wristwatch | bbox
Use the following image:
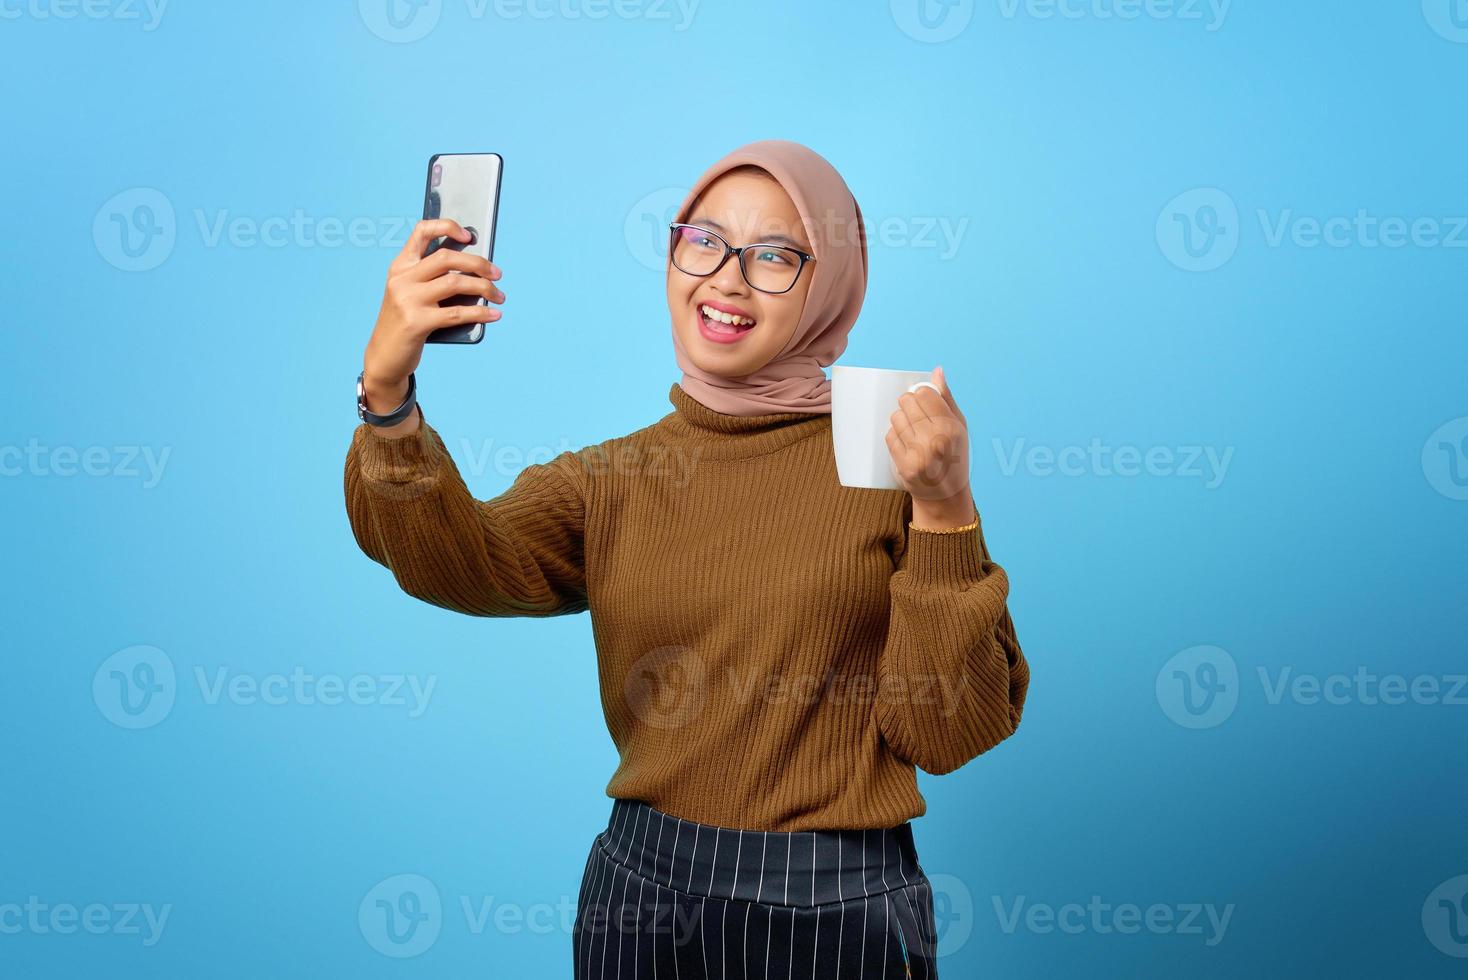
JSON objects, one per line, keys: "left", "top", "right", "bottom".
{"left": 356, "top": 371, "right": 417, "bottom": 427}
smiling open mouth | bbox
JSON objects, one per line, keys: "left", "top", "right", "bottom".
{"left": 696, "top": 302, "right": 757, "bottom": 342}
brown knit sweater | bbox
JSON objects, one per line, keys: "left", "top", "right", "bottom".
{"left": 344, "top": 382, "right": 1029, "bottom": 832}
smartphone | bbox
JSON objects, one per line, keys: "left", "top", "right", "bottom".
{"left": 422, "top": 152, "right": 503, "bottom": 344}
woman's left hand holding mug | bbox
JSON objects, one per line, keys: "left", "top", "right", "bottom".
{"left": 886, "top": 366, "right": 977, "bottom": 529}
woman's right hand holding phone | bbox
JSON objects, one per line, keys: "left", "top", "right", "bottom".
{"left": 360, "top": 218, "right": 505, "bottom": 436}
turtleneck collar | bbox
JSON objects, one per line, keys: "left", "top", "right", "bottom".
{"left": 663, "top": 382, "right": 830, "bottom": 461}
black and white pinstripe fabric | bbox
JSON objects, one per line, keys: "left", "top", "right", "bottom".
{"left": 573, "top": 798, "right": 940, "bottom": 979}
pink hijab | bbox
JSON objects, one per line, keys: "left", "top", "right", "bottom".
{"left": 669, "top": 139, "right": 867, "bottom": 416}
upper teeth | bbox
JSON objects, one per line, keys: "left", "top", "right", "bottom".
{"left": 701, "top": 304, "right": 755, "bottom": 326}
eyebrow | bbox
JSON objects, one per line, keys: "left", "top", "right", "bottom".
{"left": 691, "top": 216, "right": 810, "bottom": 252}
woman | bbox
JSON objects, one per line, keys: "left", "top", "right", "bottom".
{"left": 344, "top": 139, "right": 1029, "bottom": 978}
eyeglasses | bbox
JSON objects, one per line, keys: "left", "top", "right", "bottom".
{"left": 667, "top": 223, "right": 815, "bottom": 295}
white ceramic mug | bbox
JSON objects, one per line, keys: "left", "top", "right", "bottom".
{"left": 831, "top": 365, "right": 938, "bottom": 490}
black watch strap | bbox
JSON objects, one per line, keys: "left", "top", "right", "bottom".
{"left": 356, "top": 371, "right": 417, "bottom": 427}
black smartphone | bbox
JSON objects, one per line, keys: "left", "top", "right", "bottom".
{"left": 422, "top": 152, "right": 503, "bottom": 344}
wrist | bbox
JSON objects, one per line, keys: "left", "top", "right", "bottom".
{"left": 911, "top": 489, "right": 976, "bottom": 530}
{"left": 361, "top": 372, "right": 410, "bottom": 414}
{"left": 355, "top": 369, "right": 420, "bottom": 437}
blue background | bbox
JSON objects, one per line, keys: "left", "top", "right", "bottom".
{"left": 3, "top": 0, "right": 1466, "bottom": 976}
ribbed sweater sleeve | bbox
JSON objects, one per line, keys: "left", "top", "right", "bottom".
{"left": 343, "top": 409, "right": 589, "bottom": 617}
{"left": 875, "top": 512, "right": 1029, "bottom": 775}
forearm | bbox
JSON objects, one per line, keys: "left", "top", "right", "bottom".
{"left": 877, "top": 517, "right": 1028, "bottom": 774}
{"left": 343, "top": 418, "right": 589, "bottom": 617}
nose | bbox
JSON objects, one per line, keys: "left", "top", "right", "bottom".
{"left": 706, "top": 253, "right": 750, "bottom": 295}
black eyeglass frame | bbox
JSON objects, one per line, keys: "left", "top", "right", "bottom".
{"left": 667, "top": 222, "right": 816, "bottom": 295}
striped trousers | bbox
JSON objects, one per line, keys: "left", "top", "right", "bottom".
{"left": 572, "top": 798, "right": 940, "bottom": 979}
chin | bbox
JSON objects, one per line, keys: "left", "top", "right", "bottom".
{"left": 689, "top": 348, "right": 761, "bottom": 378}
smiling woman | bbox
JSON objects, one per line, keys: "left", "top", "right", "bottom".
{"left": 665, "top": 165, "right": 820, "bottom": 367}
{"left": 344, "top": 138, "right": 1027, "bottom": 979}
{"left": 662, "top": 153, "right": 867, "bottom": 416}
